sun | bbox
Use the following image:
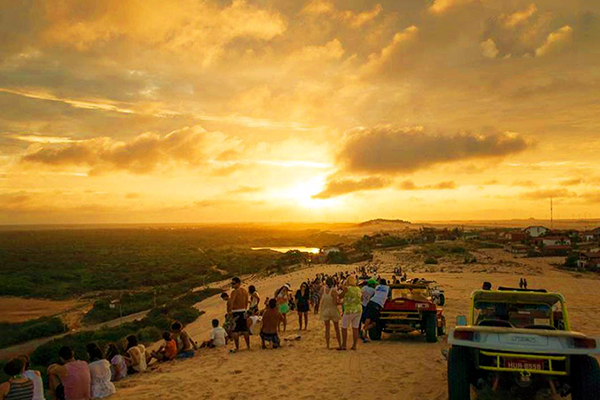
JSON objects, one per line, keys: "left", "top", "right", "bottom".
{"left": 287, "top": 176, "right": 340, "bottom": 209}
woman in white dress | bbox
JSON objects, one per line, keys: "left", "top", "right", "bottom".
{"left": 86, "top": 343, "right": 116, "bottom": 399}
{"left": 125, "top": 335, "right": 147, "bottom": 374}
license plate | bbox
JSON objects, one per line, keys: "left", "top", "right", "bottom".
{"left": 504, "top": 359, "right": 544, "bottom": 371}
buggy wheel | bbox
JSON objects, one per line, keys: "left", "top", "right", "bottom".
{"left": 448, "top": 346, "right": 471, "bottom": 400}
{"left": 437, "top": 316, "right": 446, "bottom": 336}
{"left": 424, "top": 312, "right": 438, "bottom": 343}
{"left": 369, "top": 323, "right": 382, "bottom": 341}
{"left": 439, "top": 293, "right": 446, "bottom": 306}
{"left": 571, "top": 355, "right": 600, "bottom": 400}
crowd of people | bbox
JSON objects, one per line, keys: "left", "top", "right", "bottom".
{"left": 216, "top": 270, "right": 393, "bottom": 352}
{"left": 0, "top": 319, "right": 202, "bottom": 400}
{"left": 1, "top": 268, "right": 400, "bottom": 400}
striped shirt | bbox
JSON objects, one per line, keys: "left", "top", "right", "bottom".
{"left": 5, "top": 380, "right": 34, "bottom": 400}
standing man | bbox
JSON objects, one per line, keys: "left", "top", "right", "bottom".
{"left": 228, "top": 276, "right": 250, "bottom": 352}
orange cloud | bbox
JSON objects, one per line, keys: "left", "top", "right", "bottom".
{"left": 535, "top": 25, "right": 573, "bottom": 57}
{"left": 21, "top": 126, "right": 241, "bottom": 174}
{"left": 338, "top": 127, "right": 530, "bottom": 174}
{"left": 313, "top": 177, "right": 389, "bottom": 199}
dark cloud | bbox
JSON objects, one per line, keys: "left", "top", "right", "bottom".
{"left": 511, "top": 180, "right": 537, "bottom": 187}
{"left": 313, "top": 176, "right": 389, "bottom": 199}
{"left": 399, "top": 180, "right": 457, "bottom": 190}
{"left": 560, "top": 178, "right": 582, "bottom": 186}
{"left": 21, "top": 125, "right": 239, "bottom": 174}
{"left": 338, "top": 127, "right": 530, "bottom": 174}
{"left": 520, "top": 188, "right": 576, "bottom": 200}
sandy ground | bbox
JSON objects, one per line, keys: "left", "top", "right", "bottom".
{"left": 0, "top": 297, "right": 84, "bottom": 323}
{"left": 106, "top": 249, "right": 600, "bottom": 400}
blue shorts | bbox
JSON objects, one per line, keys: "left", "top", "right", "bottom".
{"left": 176, "top": 350, "right": 195, "bottom": 359}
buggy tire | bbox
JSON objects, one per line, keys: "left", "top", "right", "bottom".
{"left": 425, "top": 312, "right": 438, "bottom": 343}
{"left": 571, "top": 355, "right": 600, "bottom": 400}
{"left": 369, "top": 324, "right": 382, "bottom": 341}
{"left": 448, "top": 346, "right": 471, "bottom": 400}
{"left": 438, "top": 316, "right": 446, "bottom": 337}
{"left": 439, "top": 293, "right": 446, "bottom": 306}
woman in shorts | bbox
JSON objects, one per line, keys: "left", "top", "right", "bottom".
{"left": 339, "top": 275, "right": 362, "bottom": 350}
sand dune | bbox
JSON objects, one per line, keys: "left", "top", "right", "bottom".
{"left": 110, "top": 251, "right": 600, "bottom": 400}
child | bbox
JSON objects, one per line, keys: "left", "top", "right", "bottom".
{"left": 149, "top": 332, "right": 177, "bottom": 362}
{"left": 200, "top": 319, "right": 228, "bottom": 348}
{"left": 260, "top": 299, "right": 282, "bottom": 349}
{"left": 247, "top": 308, "right": 262, "bottom": 336}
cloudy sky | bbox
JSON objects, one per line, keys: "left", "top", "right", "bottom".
{"left": 1, "top": 0, "right": 599, "bottom": 224}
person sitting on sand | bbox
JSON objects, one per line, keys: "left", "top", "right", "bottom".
{"left": 0, "top": 358, "right": 34, "bottom": 400}
{"left": 248, "top": 285, "right": 260, "bottom": 315}
{"left": 260, "top": 299, "right": 282, "bottom": 349}
{"left": 275, "top": 284, "right": 291, "bottom": 332}
{"left": 362, "top": 278, "right": 390, "bottom": 341}
{"left": 320, "top": 277, "right": 342, "bottom": 349}
{"left": 295, "top": 282, "right": 310, "bottom": 331}
{"left": 86, "top": 343, "right": 116, "bottom": 399}
{"left": 105, "top": 344, "right": 127, "bottom": 382}
{"left": 18, "top": 355, "right": 45, "bottom": 400}
{"left": 125, "top": 335, "right": 147, "bottom": 374}
{"left": 149, "top": 332, "right": 178, "bottom": 361}
{"left": 48, "top": 346, "right": 91, "bottom": 400}
{"left": 228, "top": 277, "right": 250, "bottom": 352}
{"left": 247, "top": 309, "right": 262, "bottom": 336}
{"left": 210, "top": 319, "right": 228, "bottom": 347}
{"left": 339, "top": 275, "right": 362, "bottom": 350}
{"left": 170, "top": 322, "right": 196, "bottom": 358}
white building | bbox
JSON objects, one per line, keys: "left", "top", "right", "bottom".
{"left": 524, "top": 226, "right": 550, "bottom": 238}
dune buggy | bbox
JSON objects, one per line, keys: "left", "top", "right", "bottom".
{"left": 448, "top": 288, "right": 600, "bottom": 399}
{"left": 369, "top": 283, "right": 445, "bottom": 343}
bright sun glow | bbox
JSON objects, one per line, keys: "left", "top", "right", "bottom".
{"left": 287, "top": 176, "right": 340, "bottom": 209}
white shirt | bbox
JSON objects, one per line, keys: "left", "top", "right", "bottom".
{"left": 370, "top": 285, "right": 390, "bottom": 307}
{"left": 88, "top": 360, "right": 117, "bottom": 399}
{"left": 23, "top": 370, "right": 46, "bottom": 400}
{"left": 210, "top": 327, "right": 228, "bottom": 347}
{"left": 361, "top": 286, "right": 376, "bottom": 307}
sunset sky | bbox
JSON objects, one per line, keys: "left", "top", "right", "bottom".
{"left": 1, "top": 0, "right": 599, "bottom": 224}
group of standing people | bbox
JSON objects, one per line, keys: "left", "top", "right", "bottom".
{"left": 218, "top": 271, "right": 392, "bottom": 353}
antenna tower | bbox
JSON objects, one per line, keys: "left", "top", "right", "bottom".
{"left": 550, "top": 197, "right": 554, "bottom": 230}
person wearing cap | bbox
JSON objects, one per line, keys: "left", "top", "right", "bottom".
{"left": 360, "top": 279, "right": 377, "bottom": 342}
{"left": 228, "top": 277, "right": 250, "bottom": 351}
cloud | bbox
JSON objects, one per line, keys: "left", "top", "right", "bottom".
{"left": 226, "top": 186, "right": 261, "bottom": 194}
{"left": 399, "top": 180, "right": 457, "bottom": 190}
{"left": 503, "top": 4, "right": 537, "bottom": 28}
{"left": 560, "top": 178, "right": 583, "bottom": 186}
{"left": 337, "top": 127, "right": 530, "bottom": 174}
{"left": 520, "top": 188, "right": 577, "bottom": 200}
{"left": 480, "top": 39, "right": 499, "bottom": 59}
{"left": 125, "top": 192, "right": 140, "bottom": 199}
{"left": 535, "top": 25, "right": 573, "bottom": 57}
{"left": 360, "top": 26, "right": 418, "bottom": 75}
{"left": 429, "top": 0, "right": 479, "bottom": 14}
{"left": 302, "top": 0, "right": 382, "bottom": 28}
{"left": 313, "top": 177, "right": 389, "bottom": 199}
{"left": 511, "top": 180, "right": 537, "bottom": 187}
{"left": 21, "top": 125, "right": 241, "bottom": 174}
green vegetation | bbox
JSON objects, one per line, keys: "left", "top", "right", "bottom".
{"left": 0, "top": 317, "right": 67, "bottom": 349}
{"left": 0, "top": 227, "right": 346, "bottom": 299}
{"left": 326, "top": 251, "right": 349, "bottom": 264}
{"left": 424, "top": 257, "right": 439, "bottom": 265}
{"left": 353, "top": 234, "right": 408, "bottom": 253}
{"left": 0, "top": 288, "right": 221, "bottom": 386}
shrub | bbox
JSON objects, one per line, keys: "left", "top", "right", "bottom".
{"left": 424, "top": 257, "right": 438, "bottom": 265}
{"left": 0, "top": 317, "right": 67, "bottom": 350}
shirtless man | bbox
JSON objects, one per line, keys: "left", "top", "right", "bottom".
{"left": 228, "top": 277, "right": 250, "bottom": 351}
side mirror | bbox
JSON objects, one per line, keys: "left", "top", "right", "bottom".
{"left": 456, "top": 315, "right": 468, "bottom": 326}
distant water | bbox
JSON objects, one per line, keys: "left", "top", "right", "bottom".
{"left": 251, "top": 246, "right": 320, "bottom": 254}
